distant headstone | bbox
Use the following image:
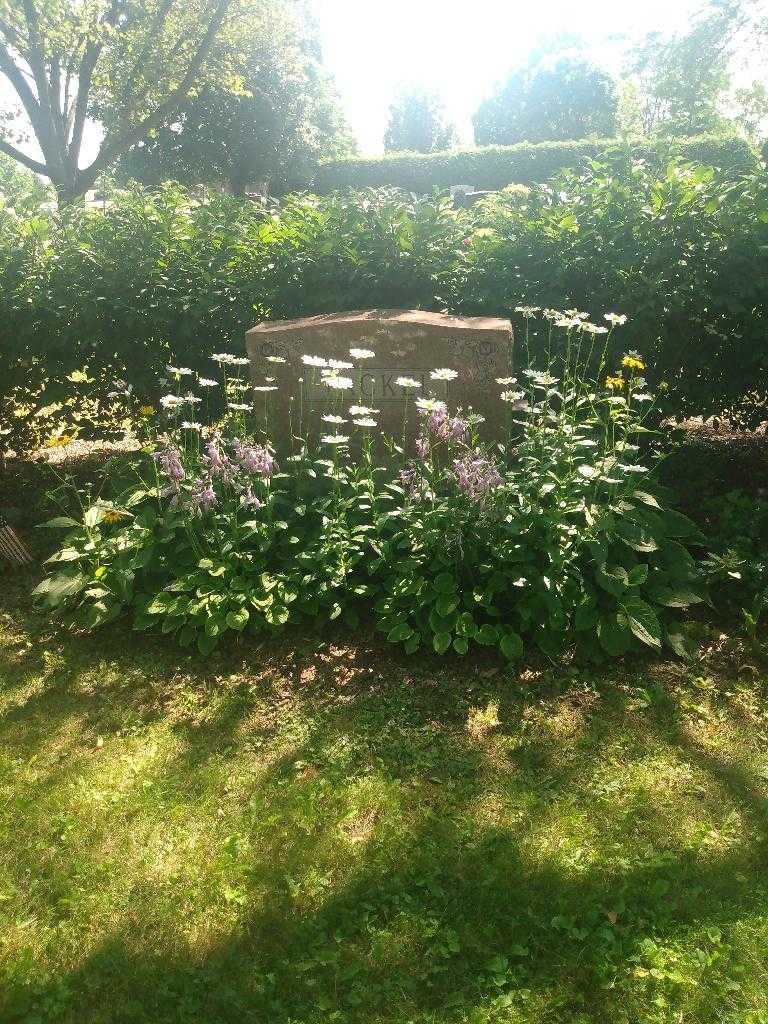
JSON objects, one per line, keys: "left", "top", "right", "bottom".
{"left": 245, "top": 309, "right": 513, "bottom": 445}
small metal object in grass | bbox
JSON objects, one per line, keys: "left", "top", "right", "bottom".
{"left": 0, "top": 514, "right": 33, "bottom": 565}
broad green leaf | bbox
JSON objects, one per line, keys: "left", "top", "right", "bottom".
{"left": 475, "top": 623, "right": 499, "bottom": 646}
{"left": 197, "top": 633, "right": 217, "bottom": 656}
{"left": 598, "top": 614, "right": 633, "bottom": 656}
{"left": 499, "top": 631, "right": 523, "bottom": 661}
{"left": 37, "top": 516, "right": 79, "bottom": 529}
{"left": 404, "top": 633, "right": 420, "bottom": 654}
{"left": 651, "top": 586, "right": 703, "bottom": 608}
{"left": 32, "top": 572, "right": 85, "bottom": 603}
{"left": 226, "top": 608, "right": 249, "bottom": 631}
{"left": 266, "top": 604, "right": 289, "bottom": 626}
{"left": 433, "top": 572, "right": 457, "bottom": 594}
{"left": 632, "top": 490, "right": 661, "bottom": 509}
{"left": 433, "top": 631, "right": 452, "bottom": 654}
{"left": 595, "top": 564, "right": 628, "bottom": 596}
{"left": 387, "top": 622, "right": 414, "bottom": 643}
{"left": 621, "top": 596, "right": 662, "bottom": 649}
{"left": 84, "top": 505, "right": 105, "bottom": 527}
{"left": 45, "top": 547, "right": 82, "bottom": 563}
{"left": 667, "top": 629, "right": 695, "bottom": 660}
{"left": 435, "top": 594, "right": 458, "bottom": 617}
{"left": 627, "top": 564, "right": 649, "bottom": 587}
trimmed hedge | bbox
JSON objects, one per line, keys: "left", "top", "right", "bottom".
{"left": 315, "top": 134, "right": 758, "bottom": 193}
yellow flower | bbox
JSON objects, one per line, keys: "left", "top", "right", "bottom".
{"left": 605, "top": 375, "right": 625, "bottom": 391}
{"left": 621, "top": 354, "right": 646, "bottom": 372}
{"left": 139, "top": 405, "right": 155, "bottom": 417}
{"left": 103, "top": 509, "right": 124, "bottom": 524}
{"left": 45, "top": 434, "right": 73, "bottom": 448}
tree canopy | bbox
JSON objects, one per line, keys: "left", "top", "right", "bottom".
{"left": 120, "top": 1, "right": 355, "bottom": 194}
{"left": 384, "top": 87, "right": 457, "bottom": 153}
{"left": 620, "top": 0, "right": 768, "bottom": 139}
{"left": 473, "top": 57, "right": 617, "bottom": 146}
{"left": 0, "top": 0, "right": 259, "bottom": 202}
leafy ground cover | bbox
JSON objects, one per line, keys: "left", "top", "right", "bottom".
{"left": 2, "top": 558, "right": 768, "bottom": 1023}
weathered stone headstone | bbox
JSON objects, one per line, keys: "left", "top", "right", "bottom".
{"left": 245, "top": 309, "right": 512, "bottom": 446}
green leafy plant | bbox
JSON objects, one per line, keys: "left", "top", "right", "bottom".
{"left": 34, "top": 308, "right": 705, "bottom": 664}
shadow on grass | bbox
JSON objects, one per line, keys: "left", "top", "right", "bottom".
{"left": 2, "top": 580, "right": 768, "bottom": 1022}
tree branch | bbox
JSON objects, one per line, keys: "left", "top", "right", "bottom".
{"left": 0, "top": 35, "right": 46, "bottom": 142}
{"left": 69, "top": 0, "right": 127, "bottom": 166}
{"left": 80, "top": 0, "right": 232, "bottom": 186}
{"left": 0, "top": 135, "right": 47, "bottom": 174}
{"left": 21, "top": 0, "right": 66, "bottom": 171}
{"left": 119, "top": 0, "right": 176, "bottom": 111}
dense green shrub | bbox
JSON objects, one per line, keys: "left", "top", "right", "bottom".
{"left": 34, "top": 312, "right": 704, "bottom": 662}
{"left": 314, "top": 134, "right": 757, "bottom": 193}
{"left": 454, "top": 159, "right": 768, "bottom": 420}
{"left": 2, "top": 152, "right": 768, "bottom": 457}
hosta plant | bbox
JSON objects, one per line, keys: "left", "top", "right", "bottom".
{"left": 34, "top": 308, "right": 705, "bottom": 662}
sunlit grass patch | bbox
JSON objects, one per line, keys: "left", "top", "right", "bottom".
{"left": 2, "top": 576, "right": 768, "bottom": 1022}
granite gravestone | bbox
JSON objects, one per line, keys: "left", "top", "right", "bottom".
{"left": 245, "top": 309, "right": 513, "bottom": 445}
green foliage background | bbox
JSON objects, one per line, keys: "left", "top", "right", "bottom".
{"left": 314, "top": 134, "right": 756, "bottom": 192}
{"left": 1, "top": 145, "right": 767, "bottom": 454}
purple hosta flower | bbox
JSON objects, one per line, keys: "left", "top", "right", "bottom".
{"left": 448, "top": 416, "right": 469, "bottom": 444}
{"left": 203, "top": 435, "right": 237, "bottom": 484}
{"left": 233, "top": 440, "right": 274, "bottom": 479}
{"left": 153, "top": 444, "right": 185, "bottom": 483}
{"left": 452, "top": 453, "right": 503, "bottom": 501}
{"left": 427, "top": 405, "right": 448, "bottom": 436}
{"left": 399, "top": 466, "right": 427, "bottom": 500}
{"left": 415, "top": 434, "right": 430, "bottom": 459}
{"left": 240, "top": 486, "right": 263, "bottom": 509}
{"left": 189, "top": 477, "right": 217, "bottom": 515}
{"left": 426, "top": 406, "right": 470, "bottom": 445}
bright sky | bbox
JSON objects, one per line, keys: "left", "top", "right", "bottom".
{"left": 0, "top": 0, "right": 724, "bottom": 170}
{"left": 314, "top": 0, "right": 701, "bottom": 152}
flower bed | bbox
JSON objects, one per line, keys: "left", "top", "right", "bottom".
{"left": 34, "top": 309, "right": 705, "bottom": 662}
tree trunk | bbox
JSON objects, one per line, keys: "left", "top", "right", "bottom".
{"left": 53, "top": 171, "right": 88, "bottom": 207}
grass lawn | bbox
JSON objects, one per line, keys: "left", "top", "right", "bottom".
{"left": 2, "top": 568, "right": 768, "bottom": 1023}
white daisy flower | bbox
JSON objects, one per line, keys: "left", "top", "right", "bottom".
{"left": 229, "top": 356, "right": 249, "bottom": 366}
{"left": 322, "top": 414, "right": 347, "bottom": 424}
{"left": 415, "top": 398, "right": 447, "bottom": 413}
{"left": 159, "top": 394, "right": 185, "bottom": 409}
{"left": 211, "top": 353, "right": 237, "bottom": 364}
{"left": 321, "top": 434, "right": 350, "bottom": 445}
{"left": 496, "top": 376, "right": 517, "bottom": 385}
{"left": 349, "top": 347, "right": 375, "bottom": 359}
{"left": 253, "top": 386, "right": 278, "bottom": 392}
{"left": 353, "top": 418, "right": 377, "bottom": 427}
{"left": 327, "top": 359, "right": 354, "bottom": 370}
{"left": 604, "top": 313, "right": 628, "bottom": 325}
{"left": 198, "top": 377, "right": 218, "bottom": 387}
{"left": 395, "top": 377, "right": 422, "bottom": 388}
{"left": 266, "top": 355, "right": 287, "bottom": 363}
{"left": 302, "top": 354, "right": 328, "bottom": 367}
{"left": 349, "top": 405, "right": 380, "bottom": 416}
{"left": 228, "top": 403, "right": 252, "bottom": 411}
{"left": 500, "top": 390, "right": 526, "bottom": 403}
{"left": 181, "top": 421, "right": 202, "bottom": 430}
{"left": 323, "top": 376, "right": 355, "bottom": 390}
{"left": 430, "top": 368, "right": 458, "bottom": 381}
{"left": 166, "top": 365, "right": 193, "bottom": 376}
{"left": 183, "top": 394, "right": 202, "bottom": 404}
{"left": 514, "top": 305, "right": 541, "bottom": 317}
{"left": 580, "top": 322, "right": 609, "bottom": 335}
